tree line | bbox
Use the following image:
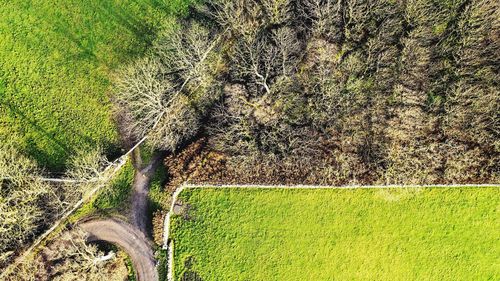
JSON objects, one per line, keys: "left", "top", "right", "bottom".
{"left": 115, "top": 0, "right": 499, "bottom": 185}
{"left": 116, "top": 0, "right": 500, "bottom": 184}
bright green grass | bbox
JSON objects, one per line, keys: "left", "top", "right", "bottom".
{"left": 0, "top": 0, "right": 192, "bottom": 171}
{"left": 171, "top": 187, "right": 500, "bottom": 281}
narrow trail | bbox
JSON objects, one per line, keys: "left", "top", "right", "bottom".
{"left": 131, "top": 151, "right": 167, "bottom": 235}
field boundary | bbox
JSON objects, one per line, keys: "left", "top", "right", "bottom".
{"left": 182, "top": 183, "right": 500, "bottom": 189}
{"left": 163, "top": 183, "right": 500, "bottom": 280}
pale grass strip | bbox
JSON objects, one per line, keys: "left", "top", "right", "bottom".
{"left": 167, "top": 240, "right": 174, "bottom": 281}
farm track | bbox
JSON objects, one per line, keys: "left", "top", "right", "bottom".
{"left": 131, "top": 151, "right": 167, "bottom": 235}
{"left": 79, "top": 151, "right": 166, "bottom": 281}
{"left": 79, "top": 218, "right": 158, "bottom": 281}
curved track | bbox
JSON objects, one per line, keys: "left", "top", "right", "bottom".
{"left": 79, "top": 218, "right": 158, "bottom": 281}
{"left": 79, "top": 151, "right": 166, "bottom": 281}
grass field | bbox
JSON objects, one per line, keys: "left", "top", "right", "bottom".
{"left": 0, "top": 0, "right": 192, "bottom": 171}
{"left": 171, "top": 187, "right": 500, "bottom": 280}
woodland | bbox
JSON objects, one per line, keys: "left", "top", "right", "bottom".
{"left": 117, "top": 0, "right": 499, "bottom": 185}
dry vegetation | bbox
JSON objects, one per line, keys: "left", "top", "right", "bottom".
{"left": 204, "top": 0, "right": 499, "bottom": 185}
{"left": 4, "top": 229, "right": 128, "bottom": 281}
{"left": 0, "top": 140, "right": 111, "bottom": 270}
{"left": 116, "top": 0, "right": 499, "bottom": 185}
{"left": 1, "top": 0, "right": 497, "bottom": 278}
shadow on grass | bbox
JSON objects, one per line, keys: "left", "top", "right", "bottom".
{"left": 2, "top": 101, "right": 71, "bottom": 170}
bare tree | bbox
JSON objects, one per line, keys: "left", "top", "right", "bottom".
{"left": 0, "top": 140, "right": 116, "bottom": 269}
{"left": 44, "top": 147, "right": 114, "bottom": 213}
{"left": 261, "top": 0, "right": 292, "bottom": 24}
{"left": 230, "top": 27, "right": 301, "bottom": 95}
{"left": 114, "top": 57, "right": 175, "bottom": 142}
{"left": 201, "top": 0, "right": 264, "bottom": 40}
{"left": 0, "top": 141, "right": 50, "bottom": 267}
{"left": 148, "top": 94, "right": 201, "bottom": 152}
{"left": 6, "top": 229, "right": 126, "bottom": 281}
{"left": 65, "top": 147, "right": 110, "bottom": 182}
{"left": 155, "top": 22, "right": 221, "bottom": 95}
{"left": 116, "top": 0, "right": 499, "bottom": 186}
{"left": 115, "top": 22, "right": 222, "bottom": 151}
{"left": 300, "top": 0, "right": 344, "bottom": 41}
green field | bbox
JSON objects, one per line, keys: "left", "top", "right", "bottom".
{"left": 171, "top": 187, "right": 500, "bottom": 280}
{"left": 0, "top": 0, "right": 191, "bottom": 171}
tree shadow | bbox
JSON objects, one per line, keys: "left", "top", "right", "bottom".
{"left": 48, "top": 1, "right": 165, "bottom": 69}
{"left": 139, "top": 0, "right": 172, "bottom": 14}
{"left": 3, "top": 101, "right": 71, "bottom": 153}
{"left": 96, "top": 2, "right": 156, "bottom": 43}
{"left": 181, "top": 256, "right": 204, "bottom": 281}
{"left": 181, "top": 271, "right": 204, "bottom": 281}
{"left": 2, "top": 100, "right": 113, "bottom": 171}
{"left": 53, "top": 23, "right": 99, "bottom": 65}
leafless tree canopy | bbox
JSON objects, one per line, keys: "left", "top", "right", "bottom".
{"left": 115, "top": 0, "right": 499, "bottom": 185}
{"left": 211, "top": 0, "right": 498, "bottom": 185}
{"left": 0, "top": 140, "right": 114, "bottom": 269}
{"left": 5, "top": 229, "right": 126, "bottom": 281}
{"left": 0, "top": 141, "right": 62, "bottom": 267}
{"left": 115, "top": 22, "right": 223, "bottom": 151}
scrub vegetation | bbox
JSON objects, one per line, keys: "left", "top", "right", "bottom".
{"left": 1, "top": 0, "right": 498, "bottom": 279}
{"left": 171, "top": 187, "right": 499, "bottom": 281}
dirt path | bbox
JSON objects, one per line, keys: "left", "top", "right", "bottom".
{"left": 79, "top": 218, "right": 158, "bottom": 281}
{"left": 79, "top": 150, "right": 167, "bottom": 281}
{"left": 131, "top": 151, "right": 167, "bottom": 235}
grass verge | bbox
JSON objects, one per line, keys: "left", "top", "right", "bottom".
{"left": 69, "top": 160, "right": 135, "bottom": 222}
{"left": 171, "top": 187, "right": 499, "bottom": 280}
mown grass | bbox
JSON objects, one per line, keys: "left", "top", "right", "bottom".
{"left": 171, "top": 187, "right": 499, "bottom": 280}
{"left": 0, "top": 0, "right": 193, "bottom": 171}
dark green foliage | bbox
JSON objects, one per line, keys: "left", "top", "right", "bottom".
{"left": 157, "top": 249, "right": 168, "bottom": 281}
{"left": 149, "top": 166, "right": 169, "bottom": 213}
{"left": 125, "top": 254, "right": 137, "bottom": 281}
